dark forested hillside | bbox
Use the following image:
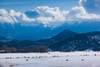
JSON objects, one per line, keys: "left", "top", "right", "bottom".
{"left": 35, "top": 30, "right": 78, "bottom": 46}
{"left": 50, "top": 31, "right": 100, "bottom": 51}
{"left": 0, "top": 30, "right": 100, "bottom": 52}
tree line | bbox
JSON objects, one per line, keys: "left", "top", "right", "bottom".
{"left": 0, "top": 45, "right": 49, "bottom": 53}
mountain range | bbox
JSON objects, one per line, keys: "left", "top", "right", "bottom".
{"left": 0, "top": 21, "right": 100, "bottom": 41}
{"left": 50, "top": 31, "right": 100, "bottom": 51}
{"left": 0, "top": 30, "right": 100, "bottom": 51}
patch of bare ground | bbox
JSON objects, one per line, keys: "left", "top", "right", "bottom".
{"left": 9, "top": 64, "right": 19, "bottom": 67}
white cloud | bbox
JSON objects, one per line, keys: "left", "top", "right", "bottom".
{"left": 35, "top": 6, "right": 100, "bottom": 26}
{"left": 79, "top": 0, "right": 100, "bottom": 14}
{"left": 66, "top": 6, "right": 100, "bottom": 23}
{"left": 22, "top": 14, "right": 35, "bottom": 22}
{"left": 0, "top": 5, "right": 100, "bottom": 28}
{"left": 0, "top": 9, "right": 8, "bottom": 15}
{"left": 37, "top": 17, "right": 52, "bottom": 25}
{"left": 35, "top": 6, "right": 68, "bottom": 21}
{"left": 0, "top": 9, "right": 35, "bottom": 24}
{"left": 35, "top": 6, "right": 68, "bottom": 27}
{"left": 0, "top": 9, "right": 14, "bottom": 23}
{"left": 9, "top": 10, "right": 21, "bottom": 17}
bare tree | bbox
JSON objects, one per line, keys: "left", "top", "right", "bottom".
{"left": 33, "top": 45, "right": 48, "bottom": 52}
{"left": 2, "top": 45, "right": 17, "bottom": 53}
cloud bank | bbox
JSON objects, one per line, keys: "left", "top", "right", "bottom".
{"left": 35, "top": 6, "right": 68, "bottom": 27}
{"left": 79, "top": 0, "right": 100, "bottom": 14}
{"left": 66, "top": 6, "right": 100, "bottom": 23}
{"left": 0, "top": 9, "right": 35, "bottom": 24}
{"left": 0, "top": 0, "right": 100, "bottom": 28}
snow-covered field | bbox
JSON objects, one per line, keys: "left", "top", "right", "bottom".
{"left": 0, "top": 51, "right": 100, "bottom": 67}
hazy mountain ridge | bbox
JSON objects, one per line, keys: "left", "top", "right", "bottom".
{"left": 0, "top": 23, "right": 60, "bottom": 40}
{"left": 0, "top": 21, "right": 100, "bottom": 41}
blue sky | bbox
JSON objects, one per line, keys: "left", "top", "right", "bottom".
{"left": 0, "top": 0, "right": 100, "bottom": 28}
{"left": 0, "top": 0, "right": 100, "bottom": 40}
{"left": 0, "top": 0, "right": 79, "bottom": 12}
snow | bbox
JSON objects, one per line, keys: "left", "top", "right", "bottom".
{"left": 0, "top": 51, "right": 100, "bottom": 67}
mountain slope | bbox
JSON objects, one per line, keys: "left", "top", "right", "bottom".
{"left": 0, "top": 23, "right": 60, "bottom": 40}
{"left": 52, "top": 30, "right": 78, "bottom": 41}
{"left": 0, "top": 21, "right": 100, "bottom": 41}
{"left": 0, "top": 31, "right": 100, "bottom": 52}
{"left": 0, "top": 30, "right": 78, "bottom": 51}
{"left": 0, "top": 36, "right": 7, "bottom": 42}
{"left": 35, "top": 30, "right": 78, "bottom": 46}
{"left": 50, "top": 31, "right": 100, "bottom": 51}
